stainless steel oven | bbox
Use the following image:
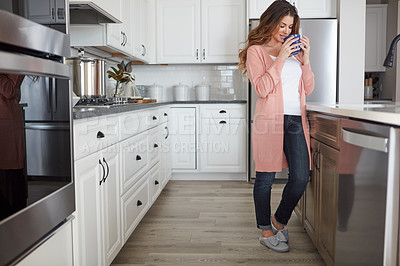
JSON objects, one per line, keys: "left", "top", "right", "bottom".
{"left": 0, "top": 1, "right": 74, "bottom": 265}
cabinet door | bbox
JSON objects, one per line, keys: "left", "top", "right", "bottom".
{"left": 248, "top": 0, "right": 275, "bottom": 19}
{"left": 365, "top": 5, "right": 387, "bottom": 72}
{"left": 318, "top": 142, "right": 339, "bottom": 265}
{"left": 201, "top": 0, "right": 246, "bottom": 63}
{"left": 74, "top": 152, "right": 103, "bottom": 266}
{"left": 23, "top": 0, "right": 56, "bottom": 24}
{"left": 100, "top": 148, "right": 122, "bottom": 266}
{"left": 170, "top": 107, "right": 196, "bottom": 169}
{"left": 304, "top": 138, "right": 319, "bottom": 244}
{"left": 132, "top": 0, "right": 151, "bottom": 62}
{"left": 156, "top": 0, "right": 201, "bottom": 63}
{"left": 199, "top": 118, "right": 246, "bottom": 172}
{"left": 294, "top": 0, "right": 336, "bottom": 18}
{"left": 107, "top": 0, "right": 129, "bottom": 54}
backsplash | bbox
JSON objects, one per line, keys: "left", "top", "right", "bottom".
{"left": 131, "top": 64, "right": 247, "bottom": 101}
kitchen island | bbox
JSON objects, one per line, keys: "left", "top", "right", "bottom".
{"left": 302, "top": 103, "right": 400, "bottom": 266}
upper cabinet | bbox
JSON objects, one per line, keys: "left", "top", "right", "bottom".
{"left": 365, "top": 4, "right": 387, "bottom": 72}
{"left": 23, "top": 0, "right": 66, "bottom": 24}
{"left": 132, "top": 0, "right": 154, "bottom": 63}
{"left": 156, "top": 0, "right": 246, "bottom": 64}
{"left": 248, "top": 0, "right": 336, "bottom": 19}
{"left": 107, "top": 0, "right": 133, "bottom": 55}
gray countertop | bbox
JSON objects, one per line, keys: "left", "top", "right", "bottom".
{"left": 306, "top": 102, "right": 400, "bottom": 126}
{"left": 73, "top": 100, "right": 247, "bottom": 120}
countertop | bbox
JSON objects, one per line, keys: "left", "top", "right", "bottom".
{"left": 306, "top": 102, "right": 400, "bottom": 126}
{"left": 73, "top": 100, "right": 247, "bottom": 120}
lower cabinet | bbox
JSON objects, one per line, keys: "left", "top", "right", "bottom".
{"left": 199, "top": 117, "right": 246, "bottom": 172}
{"left": 317, "top": 142, "right": 339, "bottom": 266}
{"left": 73, "top": 146, "right": 121, "bottom": 266}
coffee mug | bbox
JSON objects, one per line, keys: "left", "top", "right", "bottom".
{"left": 283, "top": 34, "right": 302, "bottom": 55}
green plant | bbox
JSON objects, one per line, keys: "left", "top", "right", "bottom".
{"left": 107, "top": 60, "right": 135, "bottom": 97}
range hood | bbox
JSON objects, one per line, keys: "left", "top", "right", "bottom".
{"left": 69, "top": 1, "right": 122, "bottom": 24}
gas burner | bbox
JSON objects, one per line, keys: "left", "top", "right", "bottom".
{"left": 74, "top": 97, "right": 138, "bottom": 108}
{"left": 77, "top": 97, "right": 112, "bottom": 105}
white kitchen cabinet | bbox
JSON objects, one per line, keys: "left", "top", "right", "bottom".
{"left": 293, "top": 0, "right": 336, "bottom": 18}
{"left": 132, "top": 0, "right": 153, "bottom": 62}
{"left": 199, "top": 104, "right": 246, "bottom": 173}
{"left": 156, "top": 0, "right": 245, "bottom": 64}
{"left": 149, "top": 163, "right": 162, "bottom": 203}
{"left": 106, "top": 0, "right": 132, "bottom": 55}
{"left": 248, "top": 0, "right": 275, "bottom": 19}
{"left": 170, "top": 107, "right": 197, "bottom": 169}
{"left": 73, "top": 146, "right": 122, "bottom": 266}
{"left": 248, "top": 0, "right": 336, "bottom": 19}
{"left": 365, "top": 4, "right": 387, "bottom": 72}
{"left": 70, "top": 0, "right": 122, "bottom": 22}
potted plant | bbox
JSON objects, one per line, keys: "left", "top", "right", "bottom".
{"left": 107, "top": 60, "right": 135, "bottom": 97}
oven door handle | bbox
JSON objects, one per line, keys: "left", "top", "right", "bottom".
{"left": 341, "top": 128, "right": 388, "bottom": 153}
{"left": 0, "top": 51, "right": 70, "bottom": 79}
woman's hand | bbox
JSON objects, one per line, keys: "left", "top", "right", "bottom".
{"left": 277, "top": 36, "right": 301, "bottom": 60}
{"left": 300, "top": 35, "right": 311, "bottom": 65}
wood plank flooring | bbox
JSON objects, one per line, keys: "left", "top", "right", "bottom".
{"left": 112, "top": 180, "right": 325, "bottom": 266}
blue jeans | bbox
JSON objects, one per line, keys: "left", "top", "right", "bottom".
{"left": 253, "top": 115, "right": 310, "bottom": 230}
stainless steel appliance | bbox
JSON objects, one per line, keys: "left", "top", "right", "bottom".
{"left": 0, "top": 1, "right": 74, "bottom": 265}
{"left": 248, "top": 19, "right": 338, "bottom": 181}
{"left": 337, "top": 119, "right": 399, "bottom": 266}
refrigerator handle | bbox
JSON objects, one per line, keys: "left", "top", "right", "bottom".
{"left": 46, "top": 78, "right": 51, "bottom": 113}
{"left": 52, "top": 78, "right": 57, "bottom": 113}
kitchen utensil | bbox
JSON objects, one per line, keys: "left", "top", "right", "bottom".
{"left": 173, "top": 83, "right": 189, "bottom": 101}
{"left": 66, "top": 50, "right": 107, "bottom": 98}
{"left": 148, "top": 84, "right": 163, "bottom": 102}
{"left": 195, "top": 84, "right": 210, "bottom": 101}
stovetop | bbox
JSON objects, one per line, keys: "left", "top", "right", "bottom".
{"left": 75, "top": 97, "right": 137, "bottom": 108}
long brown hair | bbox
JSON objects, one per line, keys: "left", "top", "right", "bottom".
{"left": 238, "top": 0, "right": 300, "bottom": 75}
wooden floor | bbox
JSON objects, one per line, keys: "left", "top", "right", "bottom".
{"left": 112, "top": 180, "right": 325, "bottom": 266}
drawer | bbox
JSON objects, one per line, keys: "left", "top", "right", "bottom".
{"left": 120, "top": 131, "right": 148, "bottom": 194}
{"left": 119, "top": 110, "right": 149, "bottom": 140}
{"left": 148, "top": 126, "right": 161, "bottom": 168}
{"left": 147, "top": 108, "right": 160, "bottom": 128}
{"left": 149, "top": 163, "right": 161, "bottom": 203}
{"left": 159, "top": 106, "right": 169, "bottom": 124}
{"left": 308, "top": 112, "right": 341, "bottom": 149}
{"left": 73, "top": 115, "right": 119, "bottom": 160}
{"left": 200, "top": 104, "right": 245, "bottom": 119}
{"left": 121, "top": 176, "right": 149, "bottom": 242}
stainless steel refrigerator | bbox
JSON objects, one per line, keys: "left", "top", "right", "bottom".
{"left": 249, "top": 19, "right": 338, "bottom": 181}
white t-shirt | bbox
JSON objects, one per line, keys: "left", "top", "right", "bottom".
{"left": 270, "top": 55, "right": 302, "bottom": 115}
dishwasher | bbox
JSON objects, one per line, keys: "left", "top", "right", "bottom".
{"left": 336, "top": 118, "right": 400, "bottom": 266}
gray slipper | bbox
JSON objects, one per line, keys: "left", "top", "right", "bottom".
{"left": 259, "top": 231, "right": 289, "bottom": 252}
{"left": 271, "top": 217, "right": 289, "bottom": 242}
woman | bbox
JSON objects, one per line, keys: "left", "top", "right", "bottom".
{"left": 238, "top": 0, "right": 314, "bottom": 252}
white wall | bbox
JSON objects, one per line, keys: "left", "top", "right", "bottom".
{"left": 131, "top": 64, "right": 247, "bottom": 102}
{"left": 338, "top": 0, "right": 366, "bottom": 104}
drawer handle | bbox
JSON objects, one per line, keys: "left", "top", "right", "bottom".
{"left": 136, "top": 155, "right": 141, "bottom": 161}
{"left": 155, "top": 180, "right": 159, "bottom": 185}
{"left": 152, "top": 115, "right": 157, "bottom": 120}
{"left": 137, "top": 200, "right": 143, "bottom": 207}
{"left": 165, "top": 126, "right": 169, "bottom": 139}
{"left": 98, "top": 159, "right": 105, "bottom": 186}
{"left": 164, "top": 112, "right": 168, "bottom": 116}
{"left": 102, "top": 158, "right": 109, "bottom": 183}
{"left": 154, "top": 143, "right": 158, "bottom": 148}
{"left": 97, "top": 131, "right": 105, "bottom": 138}
{"left": 219, "top": 110, "right": 226, "bottom": 113}
{"left": 219, "top": 120, "right": 227, "bottom": 124}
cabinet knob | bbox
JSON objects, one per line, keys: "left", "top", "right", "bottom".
{"left": 155, "top": 180, "right": 159, "bottom": 185}
{"left": 219, "top": 120, "right": 227, "bottom": 124}
{"left": 164, "top": 112, "right": 168, "bottom": 116}
{"left": 137, "top": 200, "right": 143, "bottom": 206}
{"left": 98, "top": 159, "right": 105, "bottom": 185}
{"left": 103, "top": 158, "right": 109, "bottom": 183}
{"left": 136, "top": 155, "right": 142, "bottom": 161}
{"left": 97, "top": 131, "right": 105, "bottom": 138}
{"left": 152, "top": 115, "right": 157, "bottom": 120}
{"left": 219, "top": 110, "right": 227, "bottom": 113}
{"left": 142, "top": 44, "right": 146, "bottom": 56}
{"left": 154, "top": 143, "right": 158, "bottom": 148}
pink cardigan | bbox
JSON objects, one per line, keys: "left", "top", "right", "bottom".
{"left": 246, "top": 45, "right": 315, "bottom": 172}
